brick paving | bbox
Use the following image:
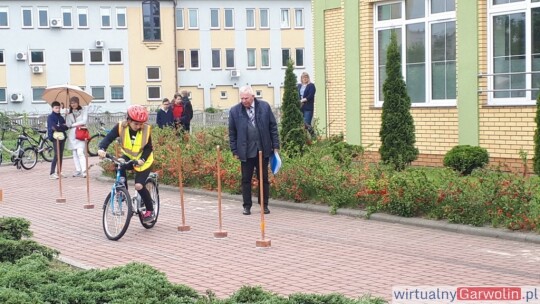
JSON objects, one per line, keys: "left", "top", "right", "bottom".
{"left": 0, "top": 158, "right": 539, "bottom": 301}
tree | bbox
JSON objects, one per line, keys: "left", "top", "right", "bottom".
{"left": 280, "top": 59, "right": 306, "bottom": 156}
{"left": 533, "top": 92, "right": 540, "bottom": 175}
{"left": 379, "top": 31, "right": 418, "bottom": 170}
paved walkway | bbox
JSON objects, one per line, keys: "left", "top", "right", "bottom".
{"left": 0, "top": 159, "right": 539, "bottom": 301}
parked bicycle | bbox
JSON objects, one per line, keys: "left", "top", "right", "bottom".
{"left": 102, "top": 154, "right": 160, "bottom": 241}
{"left": 87, "top": 119, "right": 109, "bottom": 157}
{"left": 11, "top": 121, "right": 54, "bottom": 162}
{"left": 0, "top": 125, "right": 38, "bottom": 170}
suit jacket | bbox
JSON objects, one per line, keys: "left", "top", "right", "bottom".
{"left": 228, "top": 98, "right": 280, "bottom": 161}
{"left": 298, "top": 82, "right": 316, "bottom": 112}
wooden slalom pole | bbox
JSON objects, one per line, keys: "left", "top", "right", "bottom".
{"left": 177, "top": 146, "right": 191, "bottom": 232}
{"left": 56, "top": 138, "right": 66, "bottom": 203}
{"left": 213, "top": 145, "right": 228, "bottom": 238}
{"left": 83, "top": 139, "right": 94, "bottom": 209}
{"left": 256, "top": 151, "right": 271, "bottom": 248}
{"left": 0, "top": 188, "right": 3, "bottom": 202}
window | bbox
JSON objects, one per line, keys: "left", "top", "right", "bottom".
{"left": 255, "top": 90, "right": 263, "bottom": 98}
{"left": 212, "top": 49, "right": 221, "bottom": 69}
{"left": 226, "top": 49, "right": 235, "bottom": 68}
{"left": 295, "top": 9, "right": 304, "bottom": 28}
{"left": 37, "top": 7, "right": 48, "bottom": 28}
{"left": 220, "top": 91, "right": 228, "bottom": 99}
{"left": 280, "top": 9, "right": 290, "bottom": 28}
{"left": 190, "top": 50, "right": 199, "bottom": 69}
{"left": 189, "top": 9, "right": 198, "bottom": 29}
{"left": 224, "top": 9, "right": 234, "bottom": 29}
{"left": 176, "top": 8, "right": 184, "bottom": 28}
{"left": 116, "top": 8, "right": 126, "bottom": 28}
{"left": 374, "top": 1, "right": 456, "bottom": 105}
{"left": 147, "top": 86, "right": 161, "bottom": 100}
{"left": 147, "top": 67, "right": 161, "bottom": 81}
{"left": 261, "top": 48, "right": 270, "bottom": 68}
{"left": 246, "top": 9, "right": 255, "bottom": 29}
{"left": 210, "top": 8, "right": 220, "bottom": 28}
{"left": 109, "top": 50, "right": 122, "bottom": 63}
{"left": 32, "top": 88, "right": 45, "bottom": 102}
{"left": 177, "top": 49, "right": 185, "bottom": 69}
{"left": 260, "top": 9, "right": 269, "bottom": 28}
{"left": 0, "top": 50, "right": 4, "bottom": 64}
{"left": 30, "top": 50, "right": 44, "bottom": 64}
{"left": 295, "top": 48, "right": 304, "bottom": 67}
{"left": 282, "top": 49, "right": 290, "bottom": 67}
{"left": 91, "top": 87, "right": 105, "bottom": 101}
{"left": 142, "top": 0, "right": 161, "bottom": 41}
{"left": 70, "top": 50, "right": 84, "bottom": 64}
{"left": 22, "top": 7, "right": 33, "bottom": 28}
{"left": 488, "top": 1, "right": 540, "bottom": 105}
{"left": 111, "top": 87, "right": 124, "bottom": 101}
{"left": 90, "top": 50, "right": 103, "bottom": 63}
{"left": 77, "top": 7, "right": 88, "bottom": 28}
{"left": 247, "top": 49, "right": 256, "bottom": 68}
{"left": 0, "top": 7, "right": 7, "bottom": 27}
{"left": 0, "top": 88, "right": 5, "bottom": 103}
{"left": 101, "top": 7, "right": 111, "bottom": 28}
{"left": 62, "top": 7, "right": 72, "bottom": 27}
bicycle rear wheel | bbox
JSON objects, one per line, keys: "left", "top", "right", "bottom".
{"left": 87, "top": 133, "right": 105, "bottom": 157}
{"left": 40, "top": 138, "right": 54, "bottom": 162}
{"left": 139, "top": 178, "right": 160, "bottom": 228}
{"left": 20, "top": 147, "right": 38, "bottom": 170}
{"left": 102, "top": 188, "right": 133, "bottom": 241}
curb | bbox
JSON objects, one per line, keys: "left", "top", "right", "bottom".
{"left": 96, "top": 176, "right": 540, "bottom": 245}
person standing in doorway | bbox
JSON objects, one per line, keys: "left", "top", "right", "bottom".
{"left": 228, "top": 85, "right": 280, "bottom": 215}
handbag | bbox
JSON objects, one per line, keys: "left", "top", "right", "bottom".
{"left": 53, "top": 131, "right": 65, "bottom": 140}
{"left": 75, "top": 127, "right": 90, "bottom": 141}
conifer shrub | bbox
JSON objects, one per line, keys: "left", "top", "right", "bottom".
{"left": 443, "top": 145, "right": 489, "bottom": 175}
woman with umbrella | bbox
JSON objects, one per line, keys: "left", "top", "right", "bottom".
{"left": 66, "top": 96, "right": 88, "bottom": 177}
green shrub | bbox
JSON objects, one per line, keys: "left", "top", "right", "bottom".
{"left": 443, "top": 145, "right": 489, "bottom": 175}
{"left": 0, "top": 239, "right": 59, "bottom": 263}
{"left": 0, "top": 217, "right": 32, "bottom": 240}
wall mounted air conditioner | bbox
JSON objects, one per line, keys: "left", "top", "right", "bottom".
{"left": 230, "top": 69, "right": 240, "bottom": 78}
{"left": 16, "top": 52, "right": 27, "bottom": 61}
{"left": 10, "top": 93, "right": 23, "bottom": 102}
{"left": 32, "top": 66, "right": 44, "bottom": 74}
{"left": 50, "top": 18, "right": 62, "bottom": 28}
{"left": 95, "top": 40, "right": 104, "bottom": 48}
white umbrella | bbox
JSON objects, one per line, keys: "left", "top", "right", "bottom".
{"left": 42, "top": 84, "right": 93, "bottom": 108}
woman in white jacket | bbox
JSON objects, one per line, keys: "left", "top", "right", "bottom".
{"left": 66, "top": 96, "right": 88, "bottom": 177}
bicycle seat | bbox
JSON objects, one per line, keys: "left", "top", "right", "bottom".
{"left": 18, "top": 135, "right": 28, "bottom": 140}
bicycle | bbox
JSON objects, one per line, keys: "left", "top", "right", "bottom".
{"left": 11, "top": 122, "right": 54, "bottom": 162}
{"left": 87, "top": 119, "right": 110, "bottom": 157}
{"left": 0, "top": 125, "right": 38, "bottom": 170}
{"left": 102, "top": 154, "right": 160, "bottom": 241}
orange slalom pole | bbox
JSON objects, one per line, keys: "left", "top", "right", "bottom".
{"left": 56, "top": 139, "right": 66, "bottom": 203}
{"left": 0, "top": 188, "right": 3, "bottom": 202}
{"left": 83, "top": 139, "right": 94, "bottom": 209}
{"left": 177, "top": 146, "right": 190, "bottom": 232}
{"left": 214, "top": 145, "right": 228, "bottom": 238}
{"left": 256, "top": 151, "right": 271, "bottom": 248}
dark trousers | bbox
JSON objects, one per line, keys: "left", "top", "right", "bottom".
{"left": 50, "top": 139, "right": 65, "bottom": 175}
{"left": 241, "top": 156, "right": 269, "bottom": 209}
{"left": 119, "top": 158, "right": 153, "bottom": 211}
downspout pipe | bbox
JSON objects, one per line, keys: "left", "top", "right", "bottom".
{"left": 173, "top": 0, "right": 178, "bottom": 92}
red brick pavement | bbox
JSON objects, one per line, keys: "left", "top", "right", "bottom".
{"left": 0, "top": 159, "right": 539, "bottom": 301}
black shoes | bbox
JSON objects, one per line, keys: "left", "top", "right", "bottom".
{"left": 243, "top": 207, "right": 251, "bottom": 215}
{"left": 264, "top": 207, "right": 270, "bottom": 214}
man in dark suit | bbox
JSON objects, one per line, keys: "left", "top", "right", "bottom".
{"left": 228, "top": 85, "right": 280, "bottom": 215}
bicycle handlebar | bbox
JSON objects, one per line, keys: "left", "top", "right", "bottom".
{"left": 104, "top": 153, "right": 139, "bottom": 167}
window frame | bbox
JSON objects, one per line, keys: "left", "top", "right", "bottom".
{"left": 146, "top": 66, "right": 161, "bottom": 82}
{"left": 190, "top": 49, "right": 200, "bottom": 69}
{"left": 261, "top": 48, "right": 270, "bottom": 68}
{"left": 110, "top": 86, "right": 125, "bottom": 102}
{"left": 260, "top": 8, "right": 269, "bottom": 29}
{"left": 210, "top": 8, "right": 220, "bottom": 29}
{"left": 0, "top": 7, "right": 8, "bottom": 28}
{"left": 147, "top": 86, "right": 162, "bottom": 101}
{"left": 91, "top": 87, "right": 106, "bottom": 102}
{"left": 29, "top": 50, "right": 45, "bottom": 65}
{"left": 294, "top": 8, "right": 304, "bottom": 28}
{"left": 220, "top": 91, "right": 228, "bottom": 99}
{"left": 100, "top": 7, "right": 112, "bottom": 28}
{"left": 109, "top": 50, "right": 123, "bottom": 64}
{"left": 77, "top": 7, "right": 88, "bottom": 28}
{"left": 247, "top": 48, "right": 256, "bottom": 69}
{"left": 176, "top": 8, "right": 184, "bottom": 29}
{"left": 188, "top": 8, "right": 199, "bottom": 29}
{"left": 246, "top": 8, "right": 255, "bottom": 29}
{"left": 61, "top": 7, "right": 73, "bottom": 28}
{"left": 0, "top": 50, "right": 4, "bottom": 65}
{"left": 116, "top": 7, "right": 127, "bottom": 28}
{"left": 281, "top": 48, "right": 290, "bottom": 67}
{"left": 22, "top": 7, "right": 33, "bottom": 28}
{"left": 0, "top": 88, "right": 6, "bottom": 104}
{"left": 70, "top": 50, "right": 84, "bottom": 64}
{"left": 177, "top": 49, "right": 186, "bottom": 69}
{"left": 89, "top": 49, "right": 104, "bottom": 64}
{"left": 280, "top": 8, "right": 290, "bottom": 29}
{"left": 212, "top": 49, "right": 221, "bottom": 69}
{"left": 225, "top": 49, "right": 235, "bottom": 69}
{"left": 37, "top": 7, "right": 49, "bottom": 29}
{"left": 224, "top": 8, "right": 234, "bottom": 29}
{"left": 295, "top": 48, "right": 304, "bottom": 67}
{"left": 142, "top": 0, "right": 161, "bottom": 41}
{"left": 373, "top": 0, "right": 457, "bottom": 107}
{"left": 32, "top": 87, "right": 46, "bottom": 103}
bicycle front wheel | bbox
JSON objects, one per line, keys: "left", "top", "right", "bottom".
{"left": 139, "top": 179, "right": 160, "bottom": 228}
{"left": 87, "top": 133, "right": 105, "bottom": 157}
{"left": 102, "top": 188, "right": 133, "bottom": 241}
{"left": 20, "top": 147, "right": 38, "bottom": 170}
{"left": 40, "top": 138, "right": 54, "bottom": 162}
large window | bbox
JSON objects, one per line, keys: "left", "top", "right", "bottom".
{"left": 38, "top": 7, "right": 48, "bottom": 28}
{"left": 247, "top": 49, "right": 256, "bottom": 68}
{"left": 30, "top": 50, "right": 44, "bottom": 64}
{"left": 295, "top": 9, "right": 304, "bottom": 28}
{"left": 489, "top": 0, "right": 540, "bottom": 105}
{"left": 281, "top": 9, "right": 290, "bottom": 28}
{"left": 189, "top": 9, "right": 198, "bottom": 29}
{"left": 282, "top": 49, "right": 290, "bottom": 67}
{"left": 147, "top": 67, "right": 161, "bottom": 81}
{"left": 210, "top": 8, "right": 220, "bottom": 28}
{"left": 32, "top": 88, "right": 46, "bottom": 102}
{"left": 177, "top": 49, "right": 185, "bottom": 69}
{"left": 111, "top": 87, "right": 124, "bottom": 102}
{"left": 0, "top": 7, "right": 8, "bottom": 27}
{"left": 116, "top": 8, "right": 126, "bottom": 28}
{"left": 260, "top": 9, "right": 269, "bottom": 28}
{"left": 62, "top": 7, "right": 72, "bottom": 28}
{"left": 374, "top": 0, "right": 456, "bottom": 106}
{"left": 246, "top": 9, "right": 255, "bottom": 29}
{"left": 77, "top": 7, "right": 88, "bottom": 28}
{"left": 142, "top": 0, "right": 161, "bottom": 41}
{"left": 261, "top": 48, "right": 270, "bottom": 68}
{"left": 109, "top": 50, "right": 122, "bottom": 63}
{"left": 22, "top": 7, "right": 33, "bottom": 28}
{"left": 176, "top": 8, "right": 184, "bottom": 28}
{"left": 92, "top": 87, "right": 105, "bottom": 102}
{"left": 295, "top": 48, "right": 304, "bottom": 67}
{"left": 212, "top": 49, "right": 221, "bottom": 69}
{"left": 90, "top": 50, "right": 103, "bottom": 63}
{"left": 226, "top": 49, "right": 235, "bottom": 68}
{"left": 70, "top": 50, "right": 84, "bottom": 64}
{"left": 224, "top": 9, "right": 234, "bottom": 29}
{"left": 101, "top": 7, "right": 111, "bottom": 28}
{"left": 190, "top": 49, "right": 200, "bottom": 69}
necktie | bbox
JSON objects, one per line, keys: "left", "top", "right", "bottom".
{"left": 247, "top": 107, "right": 255, "bottom": 126}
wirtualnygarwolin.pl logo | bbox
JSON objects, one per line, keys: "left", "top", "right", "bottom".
{"left": 392, "top": 286, "right": 540, "bottom": 303}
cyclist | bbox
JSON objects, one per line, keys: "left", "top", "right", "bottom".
{"left": 97, "top": 105, "right": 155, "bottom": 222}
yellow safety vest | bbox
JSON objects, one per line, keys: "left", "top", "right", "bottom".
{"left": 118, "top": 121, "right": 154, "bottom": 172}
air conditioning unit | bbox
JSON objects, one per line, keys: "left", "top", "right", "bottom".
{"left": 230, "top": 69, "right": 240, "bottom": 78}
{"left": 95, "top": 40, "right": 104, "bottom": 48}
{"left": 10, "top": 93, "right": 23, "bottom": 102}
{"left": 32, "top": 66, "right": 44, "bottom": 74}
{"left": 15, "top": 52, "right": 27, "bottom": 61}
{"left": 50, "top": 18, "right": 62, "bottom": 28}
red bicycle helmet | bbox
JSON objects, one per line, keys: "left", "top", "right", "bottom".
{"left": 127, "top": 105, "right": 149, "bottom": 122}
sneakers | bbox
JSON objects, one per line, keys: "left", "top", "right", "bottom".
{"left": 142, "top": 211, "right": 155, "bottom": 223}
{"left": 72, "top": 171, "right": 82, "bottom": 177}
{"left": 49, "top": 173, "right": 59, "bottom": 180}
{"left": 60, "top": 172, "right": 68, "bottom": 178}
